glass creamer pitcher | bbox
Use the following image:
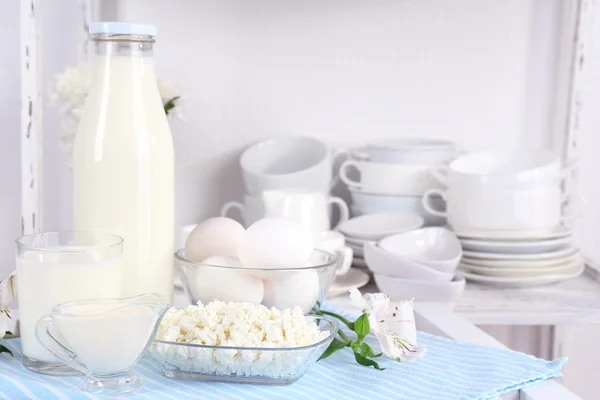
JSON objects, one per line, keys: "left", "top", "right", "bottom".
{"left": 36, "top": 293, "right": 168, "bottom": 396}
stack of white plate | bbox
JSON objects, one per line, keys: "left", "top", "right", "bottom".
{"left": 455, "top": 226, "right": 585, "bottom": 287}
{"left": 337, "top": 212, "right": 425, "bottom": 274}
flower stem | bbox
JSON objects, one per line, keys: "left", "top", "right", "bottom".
{"left": 317, "top": 310, "right": 355, "bottom": 330}
{"left": 338, "top": 330, "right": 352, "bottom": 344}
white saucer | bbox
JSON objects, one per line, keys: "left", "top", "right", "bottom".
{"left": 460, "top": 236, "right": 573, "bottom": 254}
{"left": 338, "top": 212, "right": 424, "bottom": 240}
{"left": 327, "top": 268, "right": 371, "bottom": 298}
{"left": 462, "top": 246, "right": 577, "bottom": 261}
{"left": 344, "top": 235, "right": 374, "bottom": 246}
{"left": 462, "top": 252, "right": 581, "bottom": 269}
{"left": 459, "top": 257, "right": 583, "bottom": 278}
{"left": 457, "top": 262, "right": 584, "bottom": 288}
{"left": 451, "top": 225, "right": 573, "bottom": 241}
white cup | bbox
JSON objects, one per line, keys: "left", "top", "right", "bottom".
{"left": 431, "top": 149, "right": 578, "bottom": 189}
{"left": 422, "top": 187, "right": 584, "bottom": 231}
{"left": 341, "top": 138, "right": 456, "bottom": 165}
{"left": 262, "top": 189, "right": 349, "bottom": 235}
{"left": 240, "top": 137, "right": 348, "bottom": 195}
{"left": 315, "top": 231, "right": 353, "bottom": 276}
{"left": 339, "top": 160, "right": 442, "bottom": 195}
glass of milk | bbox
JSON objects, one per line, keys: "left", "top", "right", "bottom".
{"left": 36, "top": 293, "right": 168, "bottom": 396}
{"left": 15, "top": 231, "right": 124, "bottom": 375}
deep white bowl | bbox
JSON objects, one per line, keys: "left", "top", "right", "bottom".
{"left": 378, "top": 227, "right": 462, "bottom": 274}
{"left": 363, "top": 242, "right": 453, "bottom": 281}
{"left": 374, "top": 274, "right": 465, "bottom": 303}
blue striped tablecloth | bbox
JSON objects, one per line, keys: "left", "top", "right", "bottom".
{"left": 0, "top": 308, "right": 565, "bottom": 400}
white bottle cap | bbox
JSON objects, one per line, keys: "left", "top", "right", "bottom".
{"left": 89, "top": 22, "right": 157, "bottom": 37}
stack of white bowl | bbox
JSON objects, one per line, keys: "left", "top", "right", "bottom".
{"left": 421, "top": 149, "right": 585, "bottom": 287}
{"left": 362, "top": 227, "right": 466, "bottom": 303}
{"left": 337, "top": 212, "right": 425, "bottom": 273}
{"left": 338, "top": 138, "right": 457, "bottom": 226}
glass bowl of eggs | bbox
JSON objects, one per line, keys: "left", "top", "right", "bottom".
{"left": 175, "top": 248, "right": 337, "bottom": 313}
{"left": 176, "top": 217, "right": 339, "bottom": 313}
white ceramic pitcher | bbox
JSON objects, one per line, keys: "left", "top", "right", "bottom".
{"left": 261, "top": 189, "right": 349, "bottom": 235}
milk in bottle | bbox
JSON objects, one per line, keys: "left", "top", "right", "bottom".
{"left": 73, "top": 22, "right": 174, "bottom": 302}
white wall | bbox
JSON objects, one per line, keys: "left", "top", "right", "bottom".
{"left": 111, "top": 0, "right": 560, "bottom": 232}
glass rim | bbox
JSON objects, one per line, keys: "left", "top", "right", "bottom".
{"left": 174, "top": 248, "right": 338, "bottom": 272}
{"left": 15, "top": 231, "right": 124, "bottom": 252}
{"left": 152, "top": 315, "right": 338, "bottom": 352}
{"left": 51, "top": 293, "right": 167, "bottom": 318}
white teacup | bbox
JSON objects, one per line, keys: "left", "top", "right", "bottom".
{"left": 240, "top": 137, "right": 347, "bottom": 195}
{"left": 340, "top": 160, "right": 442, "bottom": 195}
{"left": 262, "top": 189, "right": 349, "bottom": 235}
{"left": 315, "top": 231, "right": 353, "bottom": 276}
{"left": 341, "top": 138, "right": 456, "bottom": 165}
{"left": 422, "top": 187, "right": 584, "bottom": 231}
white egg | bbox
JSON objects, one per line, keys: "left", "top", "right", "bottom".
{"left": 187, "top": 256, "right": 264, "bottom": 304}
{"left": 239, "top": 217, "right": 313, "bottom": 270}
{"left": 262, "top": 270, "right": 320, "bottom": 313}
{"left": 185, "top": 217, "right": 245, "bottom": 261}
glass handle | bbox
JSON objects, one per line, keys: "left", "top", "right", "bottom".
{"left": 35, "top": 315, "right": 87, "bottom": 374}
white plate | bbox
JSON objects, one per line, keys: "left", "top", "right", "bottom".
{"left": 457, "top": 262, "right": 584, "bottom": 288}
{"left": 460, "top": 236, "right": 573, "bottom": 254}
{"left": 352, "top": 257, "right": 368, "bottom": 268}
{"left": 451, "top": 225, "right": 573, "bottom": 241}
{"left": 462, "top": 246, "right": 577, "bottom": 261}
{"left": 459, "top": 257, "right": 582, "bottom": 278}
{"left": 462, "top": 251, "right": 581, "bottom": 268}
{"left": 338, "top": 212, "right": 424, "bottom": 240}
{"left": 327, "top": 268, "right": 371, "bottom": 297}
{"left": 344, "top": 235, "right": 374, "bottom": 246}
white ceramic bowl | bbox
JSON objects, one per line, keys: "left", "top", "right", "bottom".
{"left": 378, "top": 227, "right": 462, "bottom": 274}
{"left": 432, "top": 149, "right": 576, "bottom": 188}
{"left": 374, "top": 274, "right": 465, "bottom": 303}
{"left": 337, "top": 212, "right": 423, "bottom": 241}
{"left": 240, "top": 137, "right": 333, "bottom": 194}
{"left": 363, "top": 242, "right": 453, "bottom": 281}
{"left": 349, "top": 189, "right": 446, "bottom": 226}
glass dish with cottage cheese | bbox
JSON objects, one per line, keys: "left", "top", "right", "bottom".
{"left": 148, "top": 301, "right": 338, "bottom": 384}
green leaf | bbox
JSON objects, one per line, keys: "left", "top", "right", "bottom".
{"left": 353, "top": 314, "right": 370, "bottom": 342}
{"left": 353, "top": 352, "right": 385, "bottom": 370}
{"left": 163, "top": 96, "right": 180, "bottom": 115}
{"left": 0, "top": 344, "right": 13, "bottom": 357}
{"left": 318, "top": 338, "right": 349, "bottom": 361}
{"left": 357, "top": 342, "right": 383, "bottom": 358}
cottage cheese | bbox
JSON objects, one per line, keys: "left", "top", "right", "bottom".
{"left": 151, "top": 301, "right": 331, "bottom": 378}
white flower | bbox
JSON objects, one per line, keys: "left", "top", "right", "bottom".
{"left": 48, "top": 62, "right": 184, "bottom": 159}
{"left": 0, "top": 309, "right": 11, "bottom": 340}
{"left": 349, "top": 288, "right": 425, "bottom": 361}
{"left": 0, "top": 271, "right": 16, "bottom": 307}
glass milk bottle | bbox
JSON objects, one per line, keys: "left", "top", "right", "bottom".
{"left": 73, "top": 22, "right": 174, "bottom": 302}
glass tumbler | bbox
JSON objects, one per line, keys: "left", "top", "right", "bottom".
{"left": 15, "top": 231, "right": 124, "bottom": 375}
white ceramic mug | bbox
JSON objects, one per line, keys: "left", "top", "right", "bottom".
{"left": 240, "top": 137, "right": 348, "bottom": 195}
{"left": 262, "top": 189, "right": 349, "bottom": 235}
{"left": 339, "top": 160, "right": 442, "bottom": 195}
{"left": 343, "top": 138, "right": 457, "bottom": 165}
{"left": 315, "top": 231, "right": 353, "bottom": 276}
{"left": 431, "top": 149, "right": 578, "bottom": 188}
{"left": 422, "top": 187, "right": 584, "bottom": 231}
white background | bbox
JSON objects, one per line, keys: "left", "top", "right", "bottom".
{"left": 1, "top": 1, "right": 600, "bottom": 397}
